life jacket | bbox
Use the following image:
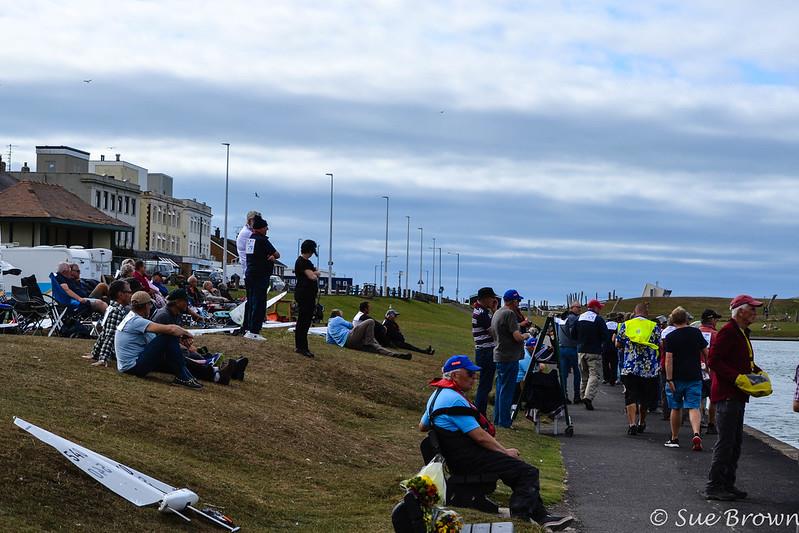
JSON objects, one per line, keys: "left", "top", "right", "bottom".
{"left": 622, "top": 317, "right": 659, "bottom": 351}
{"left": 428, "top": 379, "right": 496, "bottom": 437}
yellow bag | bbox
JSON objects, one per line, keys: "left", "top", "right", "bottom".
{"left": 735, "top": 371, "right": 773, "bottom": 397}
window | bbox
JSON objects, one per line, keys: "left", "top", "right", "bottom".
{"left": 46, "top": 160, "right": 56, "bottom": 171}
{"left": 95, "top": 190, "right": 101, "bottom": 208}
{"left": 125, "top": 196, "right": 129, "bottom": 214}
{"left": 118, "top": 196, "right": 123, "bottom": 212}
{"left": 111, "top": 194, "right": 116, "bottom": 212}
{"left": 103, "top": 191, "right": 109, "bottom": 210}
{"left": 131, "top": 199, "right": 136, "bottom": 216}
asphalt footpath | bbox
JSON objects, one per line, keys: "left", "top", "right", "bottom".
{"left": 556, "top": 382, "right": 799, "bottom": 533}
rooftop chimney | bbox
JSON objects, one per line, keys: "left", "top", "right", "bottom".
{"left": 100, "top": 155, "right": 105, "bottom": 161}
{"left": 21, "top": 162, "right": 30, "bottom": 173}
{"left": 214, "top": 227, "right": 221, "bottom": 238}
{"left": 115, "top": 153, "right": 121, "bottom": 162}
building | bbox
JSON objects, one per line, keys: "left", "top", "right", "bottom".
{"left": 180, "top": 198, "right": 214, "bottom": 270}
{"left": 642, "top": 282, "right": 672, "bottom": 298}
{"left": 11, "top": 146, "right": 142, "bottom": 251}
{"left": 0, "top": 181, "right": 131, "bottom": 248}
{"left": 138, "top": 192, "right": 184, "bottom": 257}
{"left": 89, "top": 153, "right": 148, "bottom": 187}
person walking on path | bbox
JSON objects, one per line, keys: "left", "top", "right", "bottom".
{"left": 601, "top": 313, "right": 619, "bottom": 386}
{"left": 793, "top": 364, "right": 799, "bottom": 413}
{"left": 704, "top": 294, "right": 764, "bottom": 501}
{"left": 244, "top": 216, "right": 280, "bottom": 341}
{"left": 616, "top": 304, "right": 661, "bottom": 435}
{"left": 663, "top": 306, "right": 708, "bottom": 450}
{"left": 293, "top": 239, "right": 319, "bottom": 358}
{"left": 575, "top": 299, "right": 607, "bottom": 410}
{"left": 490, "top": 289, "right": 531, "bottom": 427}
{"left": 698, "top": 308, "right": 723, "bottom": 434}
{"left": 472, "top": 287, "right": 499, "bottom": 415}
{"left": 557, "top": 302, "right": 582, "bottom": 404}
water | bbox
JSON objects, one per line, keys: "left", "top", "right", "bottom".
{"left": 744, "top": 340, "right": 799, "bottom": 450}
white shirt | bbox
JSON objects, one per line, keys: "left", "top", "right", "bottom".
{"left": 353, "top": 311, "right": 364, "bottom": 325}
{"left": 236, "top": 224, "right": 252, "bottom": 272}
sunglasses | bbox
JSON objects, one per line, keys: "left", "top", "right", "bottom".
{"left": 465, "top": 370, "right": 477, "bottom": 378}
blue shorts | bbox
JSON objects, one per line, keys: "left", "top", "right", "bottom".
{"left": 666, "top": 380, "right": 702, "bottom": 409}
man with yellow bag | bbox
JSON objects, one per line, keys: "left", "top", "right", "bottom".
{"left": 704, "top": 294, "right": 771, "bottom": 501}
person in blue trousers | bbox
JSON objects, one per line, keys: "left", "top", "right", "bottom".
{"left": 557, "top": 302, "right": 582, "bottom": 404}
{"left": 490, "top": 289, "right": 531, "bottom": 428}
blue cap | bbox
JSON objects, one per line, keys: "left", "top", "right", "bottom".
{"left": 442, "top": 355, "right": 481, "bottom": 373}
{"left": 503, "top": 289, "right": 523, "bottom": 301}
{"left": 525, "top": 336, "right": 537, "bottom": 347}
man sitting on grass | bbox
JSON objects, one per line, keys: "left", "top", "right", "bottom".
{"left": 152, "top": 289, "right": 248, "bottom": 384}
{"left": 419, "top": 355, "right": 573, "bottom": 531}
{"left": 86, "top": 280, "right": 132, "bottom": 366}
{"left": 114, "top": 291, "right": 202, "bottom": 389}
{"left": 326, "top": 309, "right": 411, "bottom": 360}
{"left": 382, "top": 309, "right": 434, "bottom": 355}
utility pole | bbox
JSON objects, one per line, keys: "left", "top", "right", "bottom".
{"left": 431, "top": 237, "right": 436, "bottom": 302}
{"left": 405, "top": 216, "right": 410, "bottom": 294}
{"left": 381, "top": 196, "right": 389, "bottom": 297}
{"left": 448, "top": 251, "right": 460, "bottom": 303}
{"left": 437, "top": 247, "right": 442, "bottom": 304}
{"left": 326, "top": 173, "right": 334, "bottom": 295}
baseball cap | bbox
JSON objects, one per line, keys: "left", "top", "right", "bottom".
{"left": 503, "top": 289, "right": 523, "bottom": 301}
{"left": 477, "top": 287, "right": 498, "bottom": 299}
{"left": 442, "top": 355, "right": 481, "bottom": 373}
{"left": 167, "top": 288, "right": 188, "bottom": 302}
{"left": 130, "top": 291, "right": 152, "bottom": 306}
{"left": 525, "top": 336, "right": 537, "bottom": 348}
{"left": 385, "top": 309, "right": 399, "bottom": 318}
{"left": 586, "top": 298, "right": 604, "bottom": 309}
{"left": 701, "top": 309, "right": 722, "bottom": 321}
{"left": 730, "top": 295, "right": 763, "bottom": 310}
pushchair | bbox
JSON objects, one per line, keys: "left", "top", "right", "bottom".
{"left": 510, "top": 316, "right": 574, "bottom": 437}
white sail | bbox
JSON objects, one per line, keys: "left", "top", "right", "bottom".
{"left": 13, "top": 417, "right": 174, "bottom": 506}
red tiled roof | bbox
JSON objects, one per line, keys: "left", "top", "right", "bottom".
{"left": 0, "top": 180, "right": 131, "bottom": 229}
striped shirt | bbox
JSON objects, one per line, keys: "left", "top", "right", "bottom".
{"left": 472, "top": 303, "right": 495, "bottom": 350}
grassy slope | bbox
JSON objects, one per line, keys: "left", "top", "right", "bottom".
{"left": 0, "top": 295, "right": 562, "bottom": 532}
{"left": 595, "top": 296, "right": 799, "bottom": 337}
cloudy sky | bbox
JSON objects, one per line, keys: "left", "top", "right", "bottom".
{"left": 2, "top": 1, "right": 798, "bottom": 302}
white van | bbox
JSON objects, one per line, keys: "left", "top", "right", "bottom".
{"left": 0, "top": 245, "right": 112, "bottom": 294}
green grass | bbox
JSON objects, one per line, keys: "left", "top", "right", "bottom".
{"left": 0, "top": 295, "right": 563, "bottom": 532}
{"left": 606, "top": 296, "right": 799, "bottom": 338}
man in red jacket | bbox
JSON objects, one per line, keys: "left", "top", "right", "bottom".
{"left": 704, "top": 294, "right": 763, "bottom": 501}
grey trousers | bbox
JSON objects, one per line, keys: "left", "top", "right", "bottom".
{"left": 578, "top": 352, "right": 602, "bottom": 401}
{"left": 707, "top": 399, "right": 745, "bottom": 490}
{"left": 345, "top": 319, "right": 401, "bottom": 356}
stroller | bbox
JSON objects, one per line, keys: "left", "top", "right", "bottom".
{"left": 511, "top": 316, "right": 574, "bottom": 437}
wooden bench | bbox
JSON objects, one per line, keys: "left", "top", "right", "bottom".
{"left": 463, "top": 523, "right": 514, "bottom": 532}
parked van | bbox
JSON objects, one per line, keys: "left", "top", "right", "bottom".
{"left": 0, "top": 245, "right": 112, "bottom": 294}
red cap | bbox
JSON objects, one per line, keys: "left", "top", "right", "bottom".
{"left": 730, "top": 294, "right": 763, "bottom": 310}
{"left": 586, "top": 299, "right": 604, "bottom": 309}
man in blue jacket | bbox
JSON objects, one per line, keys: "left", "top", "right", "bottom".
{"left": 326, "top": 309, "right": 410, "bottom": 359}
{"left": 575, "top": 299, "right": 607, "bottom": 410}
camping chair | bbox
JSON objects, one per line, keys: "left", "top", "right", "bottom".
{"left": 420, "top": 431, "right": 499, "bottom": 514}
{"left": 47, "top": 273, "right": 97, "bottom": 338}
{"left": 9, "top": 285, "right": 50, "bottom": 334}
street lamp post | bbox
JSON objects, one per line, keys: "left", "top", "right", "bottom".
{"left": 417, "top": 227, "right": 424, "bottom": 294}
{"left": 431, "top": 237, "right": 436, "bottom": 302}
{"left": 374, "top": 263, "right": 379, "bottom": 287}
{"left": 404, "top": 216, "right": 410, "bottom": 296}
{"left": 438, "top": 247, "right": 442, "bottom": 304}
{"left": 326, "top": 173, "right": 334, "bottom": 295}
{"left": 448, "top": 251, "right": 460, "bottom": 303}
{"left": 221, "top": 143, "right": 230, "bottom": 282}
{"left": 381, "top": 195, "right": 389, "bottom": 297}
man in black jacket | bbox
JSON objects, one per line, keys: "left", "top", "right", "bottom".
{"left": 575, "top": 299, "right": 607, "bottom": 410}
{"left": 382, "top": 310, "right": 434, "bottom": 355}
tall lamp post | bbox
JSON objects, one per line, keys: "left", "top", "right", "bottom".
{"left": 326, "top": 173, "right": 334, "bottom": 295}
{"left": 438, "top": 247, "right": 442, "bottom": 304}
{"left": 221, "top": 142, "right": 230, "bottom": 282}
{"left": 431, "top": 237, "right": 436, "bottom": 302}
{"left": 448, "top": 251, "right": 460, "bottom": 303}
{"left": 404, "top": 215, "right": 410, "bottom": 295}
{"left": 417, "top": 227, "right": 424, "bottom": 293}
{"left": 381, "top": 195, "right": 389, "bottom": 297}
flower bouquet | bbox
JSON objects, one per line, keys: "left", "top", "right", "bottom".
{"left": 432, "top": 508, "right": 464, "bottom": 533}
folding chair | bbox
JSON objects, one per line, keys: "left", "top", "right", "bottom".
{"left": 8, "top": 285, "right": 50, "bottom": 334}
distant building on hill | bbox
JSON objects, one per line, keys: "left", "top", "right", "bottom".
{"left": 642, "top": 282, "right": 672, "bottom": 298}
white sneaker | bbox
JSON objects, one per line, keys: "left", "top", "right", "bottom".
{"left": 243, "top": 332, "right": 266, "bottom": 341}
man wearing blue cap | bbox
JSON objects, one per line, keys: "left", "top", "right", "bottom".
{"left": 490, "top": 289, "right": 532, "bottom": 427}
{"left": 419, "top": 355, "right": 573, "bottom": 531}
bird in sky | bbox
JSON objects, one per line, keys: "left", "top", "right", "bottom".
{"left": 83, "top": 79, "right": 92, "bottom": 83}
{"left": 254, "top": 192, "right": 260, "bottom": 198}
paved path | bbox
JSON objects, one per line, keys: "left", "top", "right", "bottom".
{"left": 557, "top": 382, "right": 798, "bottom": 533}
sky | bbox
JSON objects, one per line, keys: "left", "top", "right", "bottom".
{"left": 2, "top": 1, "right": 798, "bottom": 303}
